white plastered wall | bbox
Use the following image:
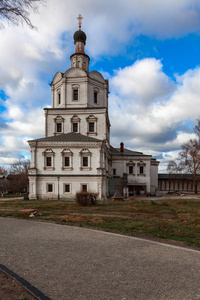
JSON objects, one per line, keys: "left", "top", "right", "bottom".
{"left": 112, "top": 156, "right": 152, "bottom": 193}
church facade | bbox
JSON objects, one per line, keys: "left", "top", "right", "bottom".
{"left": 28, "top": 17, "right": 159, "bottom": 200}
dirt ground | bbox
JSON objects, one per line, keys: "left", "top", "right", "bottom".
{"left": 0, "top": 269, "right": 37, "bottom": 300}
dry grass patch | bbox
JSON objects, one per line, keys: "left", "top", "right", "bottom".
{"left": 0, "top": 198, "right": 200, "bottom": 248}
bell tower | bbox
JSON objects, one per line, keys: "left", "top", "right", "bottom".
{"left": 70, "top": 14, "right": 90, "bottom": 72}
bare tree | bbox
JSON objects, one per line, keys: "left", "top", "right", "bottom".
{"left": 0, "top": 166, "right": 8, "bottom": 175}
{"left": 10, "top": 159, "right": 30, "bottom": 174}
{"left": 0, "top": 0, "right": 45, "bottom": 29}
{"left": 167, "top": 120, "right": 200, "bottom": 193}
{"left": 0, "top": 177, "right": 10, "bottom": 196}
{"left": 7, "top": 173, "right": 28, "bottom": 194}
{"left": 0, "top": 166, "right": 8, "bottom": 196}
{"left": 9, "top": 159, "right": 30, "bottom": 193}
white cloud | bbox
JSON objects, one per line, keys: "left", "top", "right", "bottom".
{"left": 1, "top": 0, "right": 200, "bottom": 171}
{"left": 109, "top": 59, "right": 200, "bottom": 158}
{"left": 1, "top": 106, "right": 44, "bottom": 136}
{"left": 111, "top": 58, "right": 174, "bottom": 106}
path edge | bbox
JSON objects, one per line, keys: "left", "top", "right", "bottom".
{"left": 0, "top": 263, "right": 52, "bottom": 300}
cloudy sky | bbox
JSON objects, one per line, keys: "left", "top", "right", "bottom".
{"left": 0, "top": 0, "right": 200, "bottom": 172}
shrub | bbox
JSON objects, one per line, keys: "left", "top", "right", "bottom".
{"left": 76, "top": 192, "right": 97, "bottom": 206}
{"left": 151, "top": 200, "right": 157, "bottom": 205}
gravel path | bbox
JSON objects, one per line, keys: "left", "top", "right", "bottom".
{"left": 0, "top": 217, "right": 200, "bottom": 300}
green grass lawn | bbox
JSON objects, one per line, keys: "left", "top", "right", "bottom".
{"left": 0, "top": 198, "right": 200, "bottom": 248}
{"left": 0, "top": 194, "right": 23, "bottom": 198}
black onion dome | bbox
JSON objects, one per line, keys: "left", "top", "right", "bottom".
{"left": 73, "top": 30, "right": 87, "bottom": 45}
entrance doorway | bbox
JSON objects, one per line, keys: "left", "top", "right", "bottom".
{"left": 128, "top": 185, "right": 146, "bottom": 196}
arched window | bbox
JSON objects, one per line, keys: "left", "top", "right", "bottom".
{"left": 57, "top": 89, "right": 61, "bottom": 105}
{"left": 93, "top": 88, "right": 99, "bottom": 104}
{"left": 72, "top": 84, "right": 80, "bottom": 101}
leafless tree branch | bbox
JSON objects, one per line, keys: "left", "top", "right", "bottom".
{"left": 0, "top": 0, "right": 45, "bottom": 29}
{"left": 167, "top": 120, "right": 200, "bottom": 193}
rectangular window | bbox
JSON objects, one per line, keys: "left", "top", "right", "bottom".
{"left": 48, "top": 184, "right": 53, "bottom": 192}
{"left": 83, "top": 156, "right": 88, "bottom": 167}
{"left": 89, "top": 122, "right": 94, "bottom": 132}
{"left": 73, "top": 123, "right": 78, "bottom": 133}
{"left": 58, "top": 93, "right": 61, "bottom": 104}
{"left": 46, "top": 157, "right": 52, "bottom": 167}
{"left": 113, "top": 169, "right": 116, "bottom": 176}
{"left": 82, "top": 184, "right": 87, "bottom": 192}
{"left": 57, "top": 123, "right": 62, "bottom": 132}
{"left": 140, "top": 166, "right": 144, "bottom": 174}
{"left": 73, "top": 89, "right": 78, "bottom": 101}
{"left": 94, "top": 92, "right": 97, "bottom": 104}
{"left": 65, "top": 184, "right": 70, "bottom": 193}
{"left": 129, "top": 166, "right": 133, "bottom": 174}
{"left": 65, "top": 156, "right": 70, "bottom": 167}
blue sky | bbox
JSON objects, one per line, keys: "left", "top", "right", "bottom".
{"left": 1, "top": 0, "right": 200, "bottom": 172}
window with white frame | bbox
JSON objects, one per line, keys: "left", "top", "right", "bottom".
{"left": 137, "top": 161, "right": 146, "bottom": 176}
{"left": 46, "top": 156, "right": 52, "bottom": 167}
{"left": 43, "top": 149, "right": 55, "bottom": 170}
{"left": 65, "top": 156, "right": 70, "bottom": 167}
{"left": 94, "top": 92, "right": 98, "bottom": 104}
{"left": 80, "top": 148, "right": 91, "bottom": 170}
{"left": 86, "top": 115, "right": 97, "bottom": 135}
{"left": 89, "top": 122, "right": 94, "bottom": 132}
{"left": 57, "top": 90, "right": 61, "bottom": 105}
{"left": 47, "top": 184, "right": 53, "bottom": 192}
{"left": 73, "top": 89, "right": 78, "bottom": 100}
{"left": 83, "top": 156, "right": 88, "bottom": 167}
{"left": 56, "top": 123, "right": 62, "bottom": 133}
{"left": 71, "top": 115, "right": 80, "bottom": 133}
{"left": 82, "top": 184, "right": 87, "bottom": 192}
{"left": 127, "top": 161, "right": 135, "bottom": 175}
{"left": 61, "top": 148, "right": 73, "bottom": 170}
{"left": 54, "top": 116, "right": 64, "bottom": 135}
{"left": 129, "top": 166, "right": 133, "bottom": 174}
{"left": 73, "top": 123, "right": 78, "bottom": 132}
{"left": 93, "top": 88, "right": 99, "bottom": 104}
{"left": 64, "top": 184, "right": 71, "bottom": 193}
{"left": 72, "top": 84, "right": 80, "bottom": 101}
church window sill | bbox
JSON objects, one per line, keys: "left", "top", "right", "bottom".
{"left": 43, "top": 167, "right": 55, "bottom": 171}
{"left": 87, "top": 132, "right": 97, "bottom": 136}
{"left": 80, "top": 167, "right": 92, "bottom": 171}
{"left": 62, "top": 167, "right": 73, "bottom": 171}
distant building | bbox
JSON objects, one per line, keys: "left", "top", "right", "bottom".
{"left": 28, "top": 16, "right": 159, "bottom": 200}
{"left": 110, "top": 144, "right": 159, "bottom": 196}
{"left": 158, "top": 174, "right": 200, "bottom": 194}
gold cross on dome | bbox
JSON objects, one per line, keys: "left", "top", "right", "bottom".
{"left": 77, "top": 14, "right": 83, "bottom": 30}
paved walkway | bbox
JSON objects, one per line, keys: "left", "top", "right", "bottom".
{"left": 0, "top": 217, "right": 200, "bottom": 300}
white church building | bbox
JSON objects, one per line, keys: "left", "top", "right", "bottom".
{"left": 28, "top": 16, "right": 159, "bottom": 200}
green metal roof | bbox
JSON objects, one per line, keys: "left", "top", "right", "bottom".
{"left": 30, "top": 133, "right": 101, "bottom": 143}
